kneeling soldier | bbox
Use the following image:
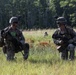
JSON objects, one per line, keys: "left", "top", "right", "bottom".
{"left": 52, "top": 17, "right": 76, "bottom": 60}
{"left": 1, "top": 16, "right": 29, "bottom": 61}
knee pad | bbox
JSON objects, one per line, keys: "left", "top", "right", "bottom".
{"left": 22, "top": 43, "right": 29, "bottom": 52}
{"left": 67, "top": 44, "right": 75, "bottom": 51}
{"left": 24, "top": 43, "right": 29, "bottom": 49}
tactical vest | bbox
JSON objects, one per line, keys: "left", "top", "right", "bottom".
{"left": 57, "top": 27, "right": 73, "bottom": 40}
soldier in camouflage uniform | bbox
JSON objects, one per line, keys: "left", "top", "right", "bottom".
{"left": 52, "top": 17, "right": 76, "bottom": 60}
{"left": 1, "top": 17, "right": 29, "bottom": 61}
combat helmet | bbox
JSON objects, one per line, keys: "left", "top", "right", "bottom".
{"left": 56, "top": 17, "right": 67, "bottom": 25}
{"left": 9, "top": 17, "right": 18, "bottom": 24}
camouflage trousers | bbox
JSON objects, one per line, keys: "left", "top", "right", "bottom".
{"left": 3, "top": 43, "right": 29, "bottom": 61}
{"left": 60, "top": 44, "right": 75, "bottom": 60}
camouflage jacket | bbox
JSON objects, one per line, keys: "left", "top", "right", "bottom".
{"left": 2, "top": 26, "right": 25, "bottom": 42}
{"left": 52, "top": 26, "right": 76, "bottom": 46}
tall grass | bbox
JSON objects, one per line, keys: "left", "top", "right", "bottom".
{"left": 0, "top": 29, "right": 76, "bottom": 75}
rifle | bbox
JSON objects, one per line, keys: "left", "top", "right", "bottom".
{"left": 1, "top": 30, "right": 22, "bottom": 53}
{"left": 56, "top": 35, "right": 70, "bottom": 52}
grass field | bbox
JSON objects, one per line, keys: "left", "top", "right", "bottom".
{"left": 0, "top": 29, "right": 76, "bottom": 75}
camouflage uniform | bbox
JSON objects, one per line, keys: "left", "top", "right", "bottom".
{"left": 2, "top": 17, "right": 29, "bottom": 61}
{"left": 52, "top": 17, "right": 76, "bottom": 60}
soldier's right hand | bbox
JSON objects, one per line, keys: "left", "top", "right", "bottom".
{"left": 55, "top": 40, "right": 63, "bottom": 45}
{"left": 58, "top": 40, "right": 63, "bottom": 44}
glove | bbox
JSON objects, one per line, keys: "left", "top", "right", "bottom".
{"left": 20, "top": 40, "right": 25, "bottom": 44}
{"left": 55, "top": 40, "right": 63, "bottom": 45}
{"left": 58, "top": 40, "right": 63, "bottom": 44}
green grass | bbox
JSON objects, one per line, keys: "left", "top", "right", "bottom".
{"left": 0, "top": 29, "right": 76, "bottom": 75}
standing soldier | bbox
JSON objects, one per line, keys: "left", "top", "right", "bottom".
{"left": 52, "top": 17, "right": 76, "bottom": 60}
{"left": 1, "top": 16, "right": 29, "bottom": 61}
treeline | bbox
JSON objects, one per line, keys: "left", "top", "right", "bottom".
{"left": 0, "top": 0, "right": 76, "bottom": 29}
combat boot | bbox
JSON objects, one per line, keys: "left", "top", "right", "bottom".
{"left": 69, "top": 50, "right": 75, "bottom": 60}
